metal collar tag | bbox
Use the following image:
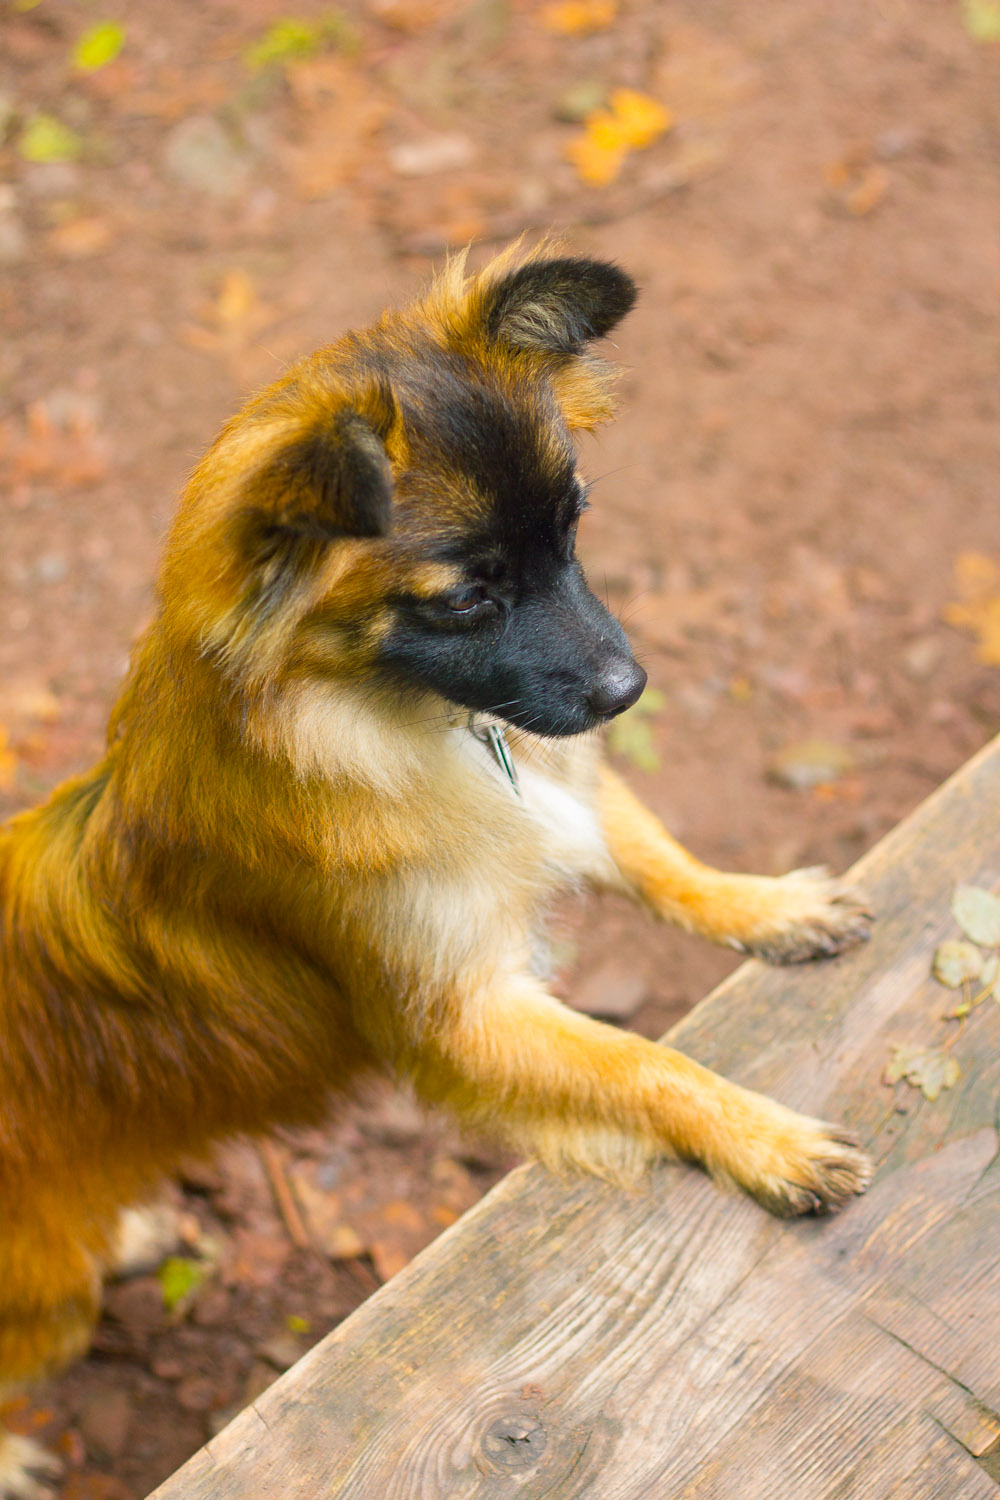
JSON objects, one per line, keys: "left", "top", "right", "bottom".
{"left": 468, "top": 717, "right": 520, "bottom": 797}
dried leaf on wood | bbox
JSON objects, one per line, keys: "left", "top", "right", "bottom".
{"left": 979, "top": 950, "right": 999, "bottom": 1000}
{"left": 931, "top": 939, "right": 983, "bottom": 989}
{"left": 952, "top": 882, "right": 1000, "bottom": 948}
{"left": 885, "top": 1044, "right": 961, "bottom": 1102}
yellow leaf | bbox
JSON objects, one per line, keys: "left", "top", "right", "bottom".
{"left": 73, "top": 21, "right": 126, "bottom": 72}
{"left": 0, "top": 729, "right": 18, "bottom": 792}
{"left": 607, "top": 88, "right": 673, "bottom": 149}
{"left": 540, "top": 0, "right": 616, "bottom": 36}
{"left": 566, "top": 125, "right": 626, "bottom": 185}
{"left": 18, "top": 114, "right": 82, "bottom": 164}
{"left": 215, "top": 268, "right": 256, "bottom": 326}
{"left": 48, "top": 215, "right": 114, "bottom": 259}
{"left": 565, "top": 88, "right": 671, "bottom": 186}
{"left": 962, "top": 0, "right": 1000, "bottom": 42}
{"left": 943, "top": 551, "right": 1000, "bottom": 664}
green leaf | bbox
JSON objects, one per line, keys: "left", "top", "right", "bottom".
{"left": 158, "top": 1256, "right": 207, "bottom": 1313}
{"left": 981, "top": 950, "right": 999, "bottom": 999}
{"left": 286, "top": 1313, "right": 311, "bottom": 1334}
{"left": 243, "top": 12, "right": 357, "bottom": 71}
{"left": 18, "top": 114, "right": 82, "bottom": 164}
{"left": 952, "top": 882, "right": 1000, "bottom": 946}
{"left": 885, "top": 1043, "right": 961, "bottom": 1102}
{"left": 961, "top": 0, "right": 1000, "bottom": 42}
{"left": 73, "top": 21, "right": 126, "bottom": 72}
{"left": 606, "top": 687, "right": 666, "bottom": 773}
{"left": 932, "top": 938, "right": 982, "bottom": 988}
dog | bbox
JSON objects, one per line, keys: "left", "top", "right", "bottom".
{"left": 0, "top": 244, "right": 872, "bottom": 1495}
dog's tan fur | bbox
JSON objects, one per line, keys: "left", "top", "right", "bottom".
{"left": 0, "top": 245, "right": 871, "bottom": 1492}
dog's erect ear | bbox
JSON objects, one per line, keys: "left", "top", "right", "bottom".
{"left": 480, "top": 257, "right": 637, "bottom": 356}
{"left": 245, "top": 398, "right": 394, "bottom": 551}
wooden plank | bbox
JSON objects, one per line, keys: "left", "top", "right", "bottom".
{"left": 149, "top": 734, "right": 1000, "bottom": 1500}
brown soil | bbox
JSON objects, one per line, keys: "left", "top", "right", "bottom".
{"left": 1, "top": 1, "right": 998, "bottom": 1495}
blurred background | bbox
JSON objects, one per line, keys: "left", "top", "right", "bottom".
{"left": 1, "top": 0, "right": 998, "bottom": 1492}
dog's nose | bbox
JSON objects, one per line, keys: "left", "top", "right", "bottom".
{"left": 586, "top": 660, "right": 647, "bottom": 719}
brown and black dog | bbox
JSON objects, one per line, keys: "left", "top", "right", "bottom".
{"left": 0, "top": 244, "right": 872, "bottom": 1494}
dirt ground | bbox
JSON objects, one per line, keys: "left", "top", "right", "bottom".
{"left": 1, "top": 0, "right": 998, "bottom": 1494}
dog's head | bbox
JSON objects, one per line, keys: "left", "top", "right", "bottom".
{"left": 165, "top": 246, "right": 646, "bottom": 741}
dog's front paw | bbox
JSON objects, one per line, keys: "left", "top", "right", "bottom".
{"left": 0, "top": 1433, "right": 61, "bottom": 1500}
{"left": 744, "top": 1122, "right": 874, "bottom": 1218}
{"left": 725, "top": 867, "right": 873, "bottom": 965}
{"left": 712, "top": 1101, "right": 874, "bottom": 1217}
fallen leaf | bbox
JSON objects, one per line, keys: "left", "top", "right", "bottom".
{"left": 942, "top": 550, "right": 1000, "bottom": 664}
{"left": 0, "top": 730, "right": 17, "bottom": 791}
{"left": 932, "top": 939, "right": 983, "bottom": 988}
{"left": 540, "top": 0, "right": 616, "bottom": 36}
{"left": 244, "top": 13, "right": 358, "bottom": 72}
{"left": 0, "top": 397, "right": 109, "bottom": 496}
{"left": 282, "top": 57, "right": 389, "bottom": 199}
{"left": 885, "top": 1043, "right": 961, "bottom": 1102}
{"left": 73, "top": 21, "right": 126, "bottom": 72}
{"left": 180, "top": 269, "right": 279, "bottom": 372}
{"left": 952, "top": 882, "right": 1000, "bottom": 947}
{"left": 369, "top": 1198, "right": 432, "bottom": 1281}
{"left": 961, "top": 0, "right": 1000, "bottom": 41}
{"left": 566, "top": 89, "right": 672, "bottom": 186}
{"left": 824, "top": 150, "right": 889, "bottom": 215}
{"left": 18, "top": 114, "right": 82, "bottom": 164}
{"left": 157, "top": 1255, "right": 208, "bottom": 1313}
{"left": 287, "top": 1161, "right": 367, "bottom": 1260}
{"left": 606, "top": 687, "right": 666, "bottom": 772}
{"left": 48, "top": 215, "right": 114, "bottom": 258}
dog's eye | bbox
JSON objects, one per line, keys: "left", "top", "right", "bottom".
{"left": 447, "top": 586, "right": 487, "bottom": 615}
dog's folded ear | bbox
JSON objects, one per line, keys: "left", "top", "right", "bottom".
{"left": 242, "top": 393, "right": 394, "bottom": 552}
{"left": 266, "top": 409, "right": 393, "bottom": 541}
{"left": 479, "top": 257, "right": 637, "bottom": 356}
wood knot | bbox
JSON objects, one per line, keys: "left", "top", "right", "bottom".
{"left": 482, "top": 1415, "right": 548, "bottom": 1471}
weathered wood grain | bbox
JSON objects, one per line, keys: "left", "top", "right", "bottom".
{"left": 149, "top": 734, "right": 1000, "bottom": 1500}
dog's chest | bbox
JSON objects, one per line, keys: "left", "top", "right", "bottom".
{"left": 455, "top": 727, "right": 611, "bottom": 878}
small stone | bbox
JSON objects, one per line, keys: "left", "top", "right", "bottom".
{"left": 176, "top": 1374, "right": 218, "bottom": 1413}
{"left": 767, "top": 738, "right": 855, "bottom": 790}
{"left": 163, "top": 115, "right": 252, "bottom": 198}
{"left": 0, "top": 211, "right": 27, "bottom": 264}
{"left": 388, "top": 132, "right": 475, "bottom": 177}
{"left": 875, "top": 128, "right": 915, "bottom": 160}
{"left": 256, "top": 1331, "right": 305, "bottom": 1371}
{"left": 552, "top": 81, "right": 606, "bottom": 122}
{"left": 902, "top": 635, "right": 944, "bottom": 680}
{"left": 22, "top": 161, "right": 81, "bottom": 197}
{"left": 77, "top": 1387, "right": 131, "bottom": 1461}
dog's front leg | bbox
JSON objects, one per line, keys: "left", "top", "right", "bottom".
{"left": 407, "top": 980, "right": 870, "bottom": 1216}
{"left": 596, "top": 764, "right": 872, "bottom": 963}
